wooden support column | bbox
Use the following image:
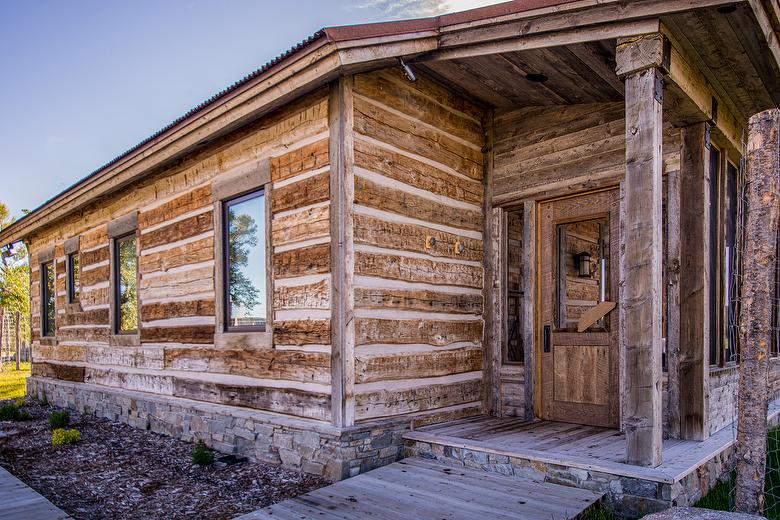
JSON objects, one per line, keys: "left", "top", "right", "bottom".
{"left": 617, "top": 34, "right": 665, "bottom": 467}
{"left": 330, "top": 76, "right": 355, "bottom": 428}
{"left": 678, "top": 123, "right": 710, "bottom": 441}
{"left": 483, "top": 110, "right": 500, "bottom": 416}
{"left": 522, "top": 200, "right": 536, "bottom": 423}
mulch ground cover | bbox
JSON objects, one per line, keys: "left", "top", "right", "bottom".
{"left": 0, "top": 398, "right": 329, "bottom": 519}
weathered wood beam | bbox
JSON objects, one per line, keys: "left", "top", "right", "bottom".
{"left": 522, "top": 200, "right": 536, "bottom": 423}
{"left": 617, "top": 36, "right": 664, "bottom": 467}
{"left": 678, "top": 123, "right": 711, "bottom": 441}
{"left": 329, "top": 76, "right": 356, "bottom": 428}
{"left": 660, "top": 26, "right": 744, "bottom": 153}
{"left": 483, "top": 109, "right": 500, "bottom": 416}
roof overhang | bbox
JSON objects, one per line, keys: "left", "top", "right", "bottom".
{"left": 2, "top": 0, "right": 778, "bottom": 248}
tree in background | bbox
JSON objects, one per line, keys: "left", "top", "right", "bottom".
{"left": 0, "top": 202, "right": 31, "bottom": 363}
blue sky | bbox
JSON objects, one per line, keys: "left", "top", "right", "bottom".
{"left": 0, "top": 0, "right": 497, "bottom": 220}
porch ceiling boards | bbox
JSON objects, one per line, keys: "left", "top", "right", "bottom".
{"left": 416, "top": 41, "right": 623, "bottom": 108}
{"left": 416, "top": 4, "right": 779, "bottom": 124}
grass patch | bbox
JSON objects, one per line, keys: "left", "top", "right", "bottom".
{"left": 696, "top": 427, "right": 780, "bottom": 519}
{"left": 580, "top": 503, "right": 615, "bottom": 520}
{"left": 0, "top": 362, "right": 30, "bottom": 400}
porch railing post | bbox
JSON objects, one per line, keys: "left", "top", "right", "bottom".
{"left": 616, "top": 34, "right": 666, "bottom": 467}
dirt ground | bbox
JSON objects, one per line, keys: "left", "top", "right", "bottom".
{"left": 0, "top": 399, "right": 329, "bottom": 519}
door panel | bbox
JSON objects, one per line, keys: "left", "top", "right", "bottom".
{"left": 538, "top": 189, "right": 619, "bottom": 428}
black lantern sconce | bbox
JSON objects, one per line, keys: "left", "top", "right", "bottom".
{"left": 575, "top": 251, "right": 592, "bottom": 278}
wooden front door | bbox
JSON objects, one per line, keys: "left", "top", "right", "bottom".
{"left": 538, "top": 189, "right": 620, "bottom": 428}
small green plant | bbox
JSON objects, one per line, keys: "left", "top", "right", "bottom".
{"left": 14, "top": 398, "right": 26, "bottom": 408}
{"left": 52, "top": 428, "right": 81, "bottom": 446}
{"left": 192, "top": 440, "right": 214, "bottom": 466}
{"left": 49, "top": 411, "right": 70, "bottom": 429}
{"left": 0, "top": 403, "right": 32, "bottom": 421}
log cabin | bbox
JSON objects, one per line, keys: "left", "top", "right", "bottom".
{"left": 1, "top": 0, "right": 779, "bottom": 515}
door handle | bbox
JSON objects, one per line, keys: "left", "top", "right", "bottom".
{"left": 543, "top": 325, "right": 551, "bottom": 353}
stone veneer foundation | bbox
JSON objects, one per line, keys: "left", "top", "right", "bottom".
{"left": 27, "top": 376, "right": 410, "bottom": 481}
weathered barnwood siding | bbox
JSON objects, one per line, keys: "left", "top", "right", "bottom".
{"left": 350, "top": 69, "right": 486, "bottom": 421}
{"left": 28, "top": 89, "right": 334, "bottom": 421}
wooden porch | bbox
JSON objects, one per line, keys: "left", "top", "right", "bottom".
{"left": 404, "top": 399, "right": 780, "bottom": 517}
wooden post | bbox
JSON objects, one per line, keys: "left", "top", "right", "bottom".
{"left": 735, "top": 109, "right": 780, "bottom": 514}
{"left": 14, "top": 311, "right": 20, "bottom": 371}
{"left": 482, "top": 109, "right": 500, "bottom": 416}
{"left": 666, "top": 166, "right": 682, "bottom": 439}
{"left": 678, "top": 123, "right": 711, "bottom": 440}
{"left": 329, "top": 75, "right": 356, "bottom": 428}
{"left": 617, "top": 34, "right": 665, "bottom": 467}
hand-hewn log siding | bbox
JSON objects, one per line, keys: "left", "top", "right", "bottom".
{"left": 351, "top": 69, "right": 485, "bottom": 421}
{"left": 26, "top": 89, "right": 334, "bottom": 422}
{"left": 493, "top": 102, "right": 681, "bottom": 204}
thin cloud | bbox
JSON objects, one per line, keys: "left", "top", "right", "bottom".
{"left": 349, "top": 0, "right": 451, "bottom": 19}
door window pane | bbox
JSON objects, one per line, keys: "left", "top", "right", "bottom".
{"left": 505, "top": 211, "right": 524, "bottom": 363}
{"left": 42, "top": 262, "right": 55, "bottom": 336}
{"left": 115, "top": 235, "right": 138, "bottom": 334}
{"left": 224, "top": 191, "right": 266, "bottom": 331}
{"left": 556, "top": 218, "right": 609, "bottom": 332}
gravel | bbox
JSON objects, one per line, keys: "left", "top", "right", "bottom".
{"left": 0, "top": 399, "right": 329, "bottom": 519}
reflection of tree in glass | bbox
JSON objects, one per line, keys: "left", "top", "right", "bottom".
{"left": 45, "top": 264, "right": 55, "bottom": 333}
{"left": 228, "top": 210, "right": 260, "bottom": 314}
{"left": 118, "top": 237, "right": 138, "bottom": 332}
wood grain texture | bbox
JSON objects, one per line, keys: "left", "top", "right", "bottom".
{"left": 354, "top": 213, "right": 482, "bottom": 262}
{"left": 271, "top": 206, "right": 329, "bottom": 246}
{"left": 140, "top": 212, "right": 213, "bottom": 250}
{"left": 80, "top": 246, "right": 109, "bottom": 266}
{"left": 354, "top": 176, "right": 482, "bottom": 232}
{"left": 355, "top": 347, "right": 482, "bottom": 383}
{"left": 31, "top": 362, "right": 85, "bottom": 382}
{"left": 141, "top": 325, "right": 215, "bottom": 345}
{"left": 273, "top": 244, "right": 331, "bottom": 279}
{"left": 355, "top": 318, "right": 482, "bottom": 346}
{"left": 140, "top": 299, "right": 215, "bottom": 321}
{"left": 355, "top": 378, "right": 481, "bottom": 420}
{"left": 270, "top": 138, "right": 329, "bottom": 183}
{"left": 274, "top": 280, "right": 330, "bottom": 310}
{"left": 138, "top": 185, "right": 212, "bottom": 229}
{"left": 271, "top": 172, "right": 330, "bottom": 213}
{"left": 273, "top": 319, "right": 331, "bottom": 345}
{"left": 353, "top": 96, "right": 482, "bottom": 181}
{"left": 165, "top": 347, "right": 330, "bottom": 384}
{"left": 139, "top": 236, "right": 214, "bottom": 274}
{"left": 355, "top": 251, "right": 482, "bottom": 289}
{"left": 354, "top": 287, "right": 482, "bottom": 315}
{"left": 354, "top": 139, "right": 483, "bottom": 206}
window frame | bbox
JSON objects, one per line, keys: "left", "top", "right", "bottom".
{"left": 112, "top": 232, "right": 139, "bottom": 336}
{"left": 221, "top": 188, "right": 267, "bottom": 333}
{"left": 67, "top": 252, "right": 80, "bottom": 304}
{"left": 41, "top": 261, "right": 56, "bottom": 337}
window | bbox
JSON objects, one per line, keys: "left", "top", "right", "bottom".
{"left": 223, "top": 189, "right": 266, "bottom": 331}
{"left": 41, "top": 261, "right": 55, "bottom": 336}
{"left": 67, "top": 253, "right": 80, "bottom": 303}
{"left": 505, "top": 210, "right": 524, "bottom": 363}
{"left": 114, "top": 234, "right": 138, "bottom": 334}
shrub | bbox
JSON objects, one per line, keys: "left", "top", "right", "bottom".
{"left": 49, "top": 411, "right": 70, "bottom": 429}
{"left": 52, "top": 428, "right": 81, "bottom": 446}
{"left": 14, "top": 398, "right": 26, "bottom": 408}
{"left": 0, "top": 403, "right": 32, "bottom": 421}
{"left": 192, "top": 440, "right": 214, "bottom": 466}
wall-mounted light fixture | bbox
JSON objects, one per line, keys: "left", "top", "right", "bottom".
{"left": 399, "top": 58, "right": 417, "bottom": 82}
{"left": 575, "top": 251, "right": 592, "bottom": 278}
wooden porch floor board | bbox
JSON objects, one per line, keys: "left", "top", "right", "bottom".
{"left": 407, "top": 399, "right": 780, "bottom": 483}
{"left": 237, "top": 457, "right": 603, "bottom": 520}
{"left": 0, "top": 466, "right": 70, "bottom": 520}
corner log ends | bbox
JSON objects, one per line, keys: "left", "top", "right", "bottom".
{"left": 616, "top": 34, "right": 665, "bottom": 468}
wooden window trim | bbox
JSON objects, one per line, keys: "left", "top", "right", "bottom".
{"left": 212, "top": 161, "right": 272, "bottom": 347}
{"left": 40, "top": 260, "right": 55, "bottom": 337}
{"left": 110, "top": 231, "right": 140, "bottom": 339}
{"left": 221, "top": 189, "right": 268, "bottom": 334}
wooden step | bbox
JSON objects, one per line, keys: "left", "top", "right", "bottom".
{"left": 237, "top": 457, "right": 604, "bottom": 520}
